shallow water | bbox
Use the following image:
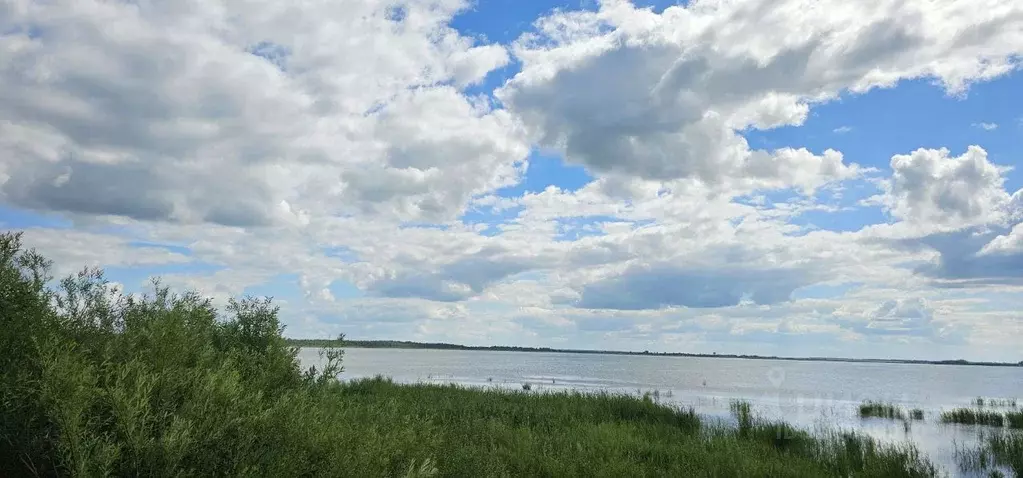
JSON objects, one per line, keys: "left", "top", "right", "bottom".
{"left": 298, "top": 347, "right": 1023, "bottom": 477}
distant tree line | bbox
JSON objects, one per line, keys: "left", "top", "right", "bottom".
{"left": 284, "top": 339, "right": 1022, "bottom": 367}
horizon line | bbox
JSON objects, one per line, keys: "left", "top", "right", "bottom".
{"left": 285, "top": 338, "right": 1023, "bottom": 367}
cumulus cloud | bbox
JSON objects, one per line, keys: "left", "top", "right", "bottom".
{"left": 569, "top": 230, "right": 843, "bottom": 310}
{"left": 367, "top": 251, "right": 539, "bottom": 302}
{"left": 882, "top": 146, "right": 1013, "bottom": 227}
{"left": 979, "top": 223, "right": 1023, "bottom": 256}
{"left": 836, "top": 298, "right": 966, "bottom": 343}
{"left": 2, "top": 0, "right": 1023, "bottom": 360}
{"left": 577, "top": 264, "right": 816, "bottom": 309}
{"left": 497, "top": 0, "right": 1022, "bottom": 191}
{"left": 906, "top": 226, "right": 1023, "bottom": 286}
{"left": 16, "top": 227, "right": 192, "bottom": 276}
{"left": 871, "top": 147, "right": 1023, "bottom": 287}
{"left": 0, "top": 0, "right": 528, "bottom": 225}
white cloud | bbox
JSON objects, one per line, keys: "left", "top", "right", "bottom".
{"left": 881, "top": 146, "right": 1013, "bottom": 228}
{"left": 2, "top": 0, "right": 1023, "bottom": 360}
{"left": 973, "top": 122, "right": 998, "bottom": 130}
{"left": 497, "top": 0, "right": 1022, "bottom": 191}
{"left": 979, "top": 223, "right": 1023, "bottom": 256}
{"left": 845, "top": 298, "right": 964, "bottom": 342}
{"left": 833, "top": 126, "right": 853, "bottom": 134}
{"left": 17, "top": 228, "right": 192, "bottom": 277}
{"left": 0, "top": 0, "right": 528, "bottom": 224}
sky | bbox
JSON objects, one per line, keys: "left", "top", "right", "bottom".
{"left": 2, "top": 0, "right": 1023, "bottom": 361}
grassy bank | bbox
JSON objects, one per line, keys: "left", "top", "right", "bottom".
{"left": 0, "top": 232, "right": 940, "bottom": 477}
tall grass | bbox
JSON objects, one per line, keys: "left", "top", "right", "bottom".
{"left": 0, "top": 232, "right": 941, "bottom": 477}
{"left": 956, "top": 430, "right": 1023, "bottom": 477}
{"left": 859, "top": 401, "right": 906, "bottom": 420}
{"left": 941, "top": 408, "right": 1016, "bottom": 428}
{"left": 1006, "top": 410, "right": 1023, "bottom": 429}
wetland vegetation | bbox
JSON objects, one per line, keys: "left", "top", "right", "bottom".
{"left": 1, "top": 231, "right": 1019, "bottom": 477}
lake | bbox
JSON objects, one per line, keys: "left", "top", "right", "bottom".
{"left": 298, "top": 347, "right": 1023, "bottom": 477}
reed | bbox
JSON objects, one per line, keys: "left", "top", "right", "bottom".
{"left": 859, "top": 401, "right": 906, "bottom": 420}
{"left": 941, "top": 408, "right": 1006, "bottom": 427}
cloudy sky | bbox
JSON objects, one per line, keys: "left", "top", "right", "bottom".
{"left": 2, "top": 0, "right": 1023, "bottom": 361}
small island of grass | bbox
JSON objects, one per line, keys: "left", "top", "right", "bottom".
{"left": 941, "top": 408, "right": 1007, "bottom": 427}
{"left": 859, "top": 401, "right": 907, "bottom": 420}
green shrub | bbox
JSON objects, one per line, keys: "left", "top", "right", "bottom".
{"left": 0, "top": 232, "right": 347, "bottom": 476}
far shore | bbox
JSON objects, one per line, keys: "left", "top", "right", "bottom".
{"left": 287, "top": 339, "right": 1023, "bottom": 368}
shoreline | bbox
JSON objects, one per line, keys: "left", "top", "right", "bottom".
{"left": 287, "top": 339, "right": 1023, "bottom": 368}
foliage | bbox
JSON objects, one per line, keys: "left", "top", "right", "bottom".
{"left": 1, "top": 231, "right": 941, "bottom": 477}
{"left": 0, "top": 232, "right": 346, "bottom": 476}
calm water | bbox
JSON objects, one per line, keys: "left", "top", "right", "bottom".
{"left": 298, "top": 348, "right": 1023, "bottom": 477}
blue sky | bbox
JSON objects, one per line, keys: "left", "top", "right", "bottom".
{"left": 2, "top": 0, "right": 1023, "bottom": 361}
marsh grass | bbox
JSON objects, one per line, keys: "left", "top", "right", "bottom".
{"left": 0, "top": 232, "right": 943, "bottom": 477}
{"left": 955, "top": 430, "right": 1023, "bottom": 477}
{"left": 859, "top": 401, "right": 906, "bottom": 420}
{"left": 1006, "top": 410, "right": 1023, "bottom": 429}
{"left": 909, "top": 409, "right": 925, "bottom": 420}
{"left": 975, "top": 397, "right": 1019, "bottom": 408}
{"left": 941, "top": 408, "right": 1006, "bottom": 427}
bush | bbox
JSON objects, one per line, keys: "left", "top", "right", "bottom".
{"left": 0, "top": 232, "right": 346, "bottom": 476}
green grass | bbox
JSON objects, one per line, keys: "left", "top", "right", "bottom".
{"left": 0, "top": 231, "right": 942, "bottom": 477}
{"left": 857, "top": 402, "right": 925, "bottom": 425}
{"left": 859, "top": 401, "right": 906, "bottom": 420}
{"left": 1006, "top": 410, "right": 1023, "bottom": 429}
{"left": 941, "top": 408, "right": 1006, "bottom": 427}
{"left": 956, "top": 430, "right": 1023, "bottom": 477}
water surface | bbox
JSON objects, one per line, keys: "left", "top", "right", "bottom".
{"left": 299, "top": 347, "right": 1023, "bottom": 477}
